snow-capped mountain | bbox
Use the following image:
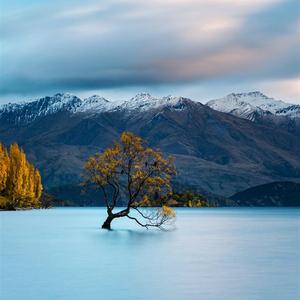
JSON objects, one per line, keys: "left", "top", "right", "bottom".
{"left": 1, "top": 91, "right": 298, "bottom": 126}
{"left": 116, "top": 93, "right": 189, "bottom": 112}
{"left": 77, "top": 95, "right": 113, "bottom": 113}
{"left": 206, "top": 91, "right": 299, "bottom": 121}
{"left": 0, "top": 92, "right": 191, "bottom": 124}
{"left": 1, "top": 90, "right": 300, "bottom": 198}
{"left": 0, "top": 93, "right": 83, "bottom": 124}
{"left": 0, "top": 93, "right": 117, "bottom": 124}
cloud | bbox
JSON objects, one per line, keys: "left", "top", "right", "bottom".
{"left": 259, "top": 77, "right": 300, "bottom": 101}
{"left": 0, "top": 0, "right": 299, "bottom": 101}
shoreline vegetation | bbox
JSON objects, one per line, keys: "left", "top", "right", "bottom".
{"left": 1, "top": 137, "right": 299, "bottom": 212}
{"left": 49, "top": 190, "right": 211, "bottom": 209}
{"left": 0, "top": 138, "right": 211, "bottom": 213}
{"left": 0, "top": 193, "right": 53, "bottom": 211}
{"left": 0, "top": 142, "right": 43, "bottom": 210}
{"left": 0, "top": 190, "right": 211, "bottom": 211}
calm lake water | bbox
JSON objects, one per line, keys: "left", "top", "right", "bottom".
{"left": 1, "top": 208, "right": 299, "bottom": 300}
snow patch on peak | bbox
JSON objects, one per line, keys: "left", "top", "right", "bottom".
{"left": 118, "top": 93, "right": 188, "bottom": 112}
{"left": 77, "top": 95, "right": 113, "bottom": 113}
{"left": 85, "top": 95, "right": 109, "bottom": 103}
{"left": 0, "top": 93, "right": 116, "bottom": 121}
{"left": 0, "top": 93, "right": 83, "bottom": 125}
{"left": 275, "top": 104, "right": 300, "bottom": 118}
{"left": 229, "top": 91, "right": 268, "bottom": 99}
{"left": 40, "top": 93, "right": 82, "bottom": 113}
{"left": 132, "top": 92, "right": 155, "bottom": 101}
{"left": 206, "top": 91, "right": 296, "bottom": 120}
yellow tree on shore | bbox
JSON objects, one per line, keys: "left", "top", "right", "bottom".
{"left": 0, "top": 142, "right": 43, "bottom": 209}
{"left": 0, "top": 143, "right": 9, "bottom": 193}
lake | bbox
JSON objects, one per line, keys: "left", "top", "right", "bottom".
{"left": 1, "top": 208, "right": 299, "bottom": 300}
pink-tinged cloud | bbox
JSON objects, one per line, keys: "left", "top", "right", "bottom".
{"left": 0, "top": 0, "right": 299, "bottom": 103}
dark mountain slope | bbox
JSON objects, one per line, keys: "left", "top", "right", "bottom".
{"left": 1, "top": 97, "right": 300, "bottom": 197}
{"left": 230, "top": 181, "right": 300, "bottom": 206}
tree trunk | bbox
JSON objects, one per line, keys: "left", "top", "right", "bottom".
{"left": 102, "top": 215, "right": 114, "bottom": 230}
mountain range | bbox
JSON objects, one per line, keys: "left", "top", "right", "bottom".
{"left": 0, "top": 91, "right": 299, "bottom": 202}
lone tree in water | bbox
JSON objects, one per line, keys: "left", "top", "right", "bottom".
{"left": 84, "top": 132, "right": 176, "bottom": 229}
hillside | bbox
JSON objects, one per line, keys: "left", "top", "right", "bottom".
{"left": 1, "top": 92, "right": 300, "bottom": 199}
{"left": 230, "top": 181, "right": 300, "bottom": 206}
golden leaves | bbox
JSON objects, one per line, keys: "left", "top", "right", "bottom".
{"left": 0, "top": 143, "right": 9, "bottom": 193}
{"left": 0, "top": 142, "right": 43, "bottom": 209}
{"left": 84, "top": 132, "right": 176, "bottom": 209}
{"left": 84, "top": 132, "right": 177, "bottom": 228}
{"left": 162, "top": 205, "right": 176, "bottom": 218}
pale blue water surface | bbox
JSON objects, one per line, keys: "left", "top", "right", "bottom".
{"left": 1, "top": 208, "right": 299, "bottom": 300}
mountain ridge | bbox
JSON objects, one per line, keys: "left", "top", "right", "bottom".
{"left": 1, "top": 91, "right": 300, "bottom": 198}
{"left": 1, "top": 91, "right": 298, "bottom": 125}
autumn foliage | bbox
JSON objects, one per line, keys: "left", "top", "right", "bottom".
{"left": 0, "top": 142, "right": 43, "bottom": 210}
{"left": 84, "top": 132, "right": 176, "bottom": 229}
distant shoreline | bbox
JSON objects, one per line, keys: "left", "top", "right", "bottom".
{"left": 2, "top": 206, "right": 300, "bottom": 211}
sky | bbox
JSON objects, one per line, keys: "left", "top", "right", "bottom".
{"left": 0, "top": 0, "right": 299, "bottom": 104}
